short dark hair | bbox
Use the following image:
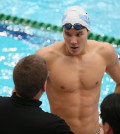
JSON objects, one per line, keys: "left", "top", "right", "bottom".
{"left": 100, "top": 93, "right": 120, "bottom": 134}
{"left": 13, "top": 54, "right": 48, "bottom": 99}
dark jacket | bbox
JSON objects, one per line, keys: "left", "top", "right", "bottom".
{"left": 0, "top": 93, "right": 74, "bottom": 134}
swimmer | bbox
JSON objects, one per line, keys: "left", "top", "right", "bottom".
{"left": 36, "top": 6, "right": 120, "bottom": 134}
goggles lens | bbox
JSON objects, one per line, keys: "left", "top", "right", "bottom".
{"left": 63, "top": 23, "right": 85, "bottom": 30}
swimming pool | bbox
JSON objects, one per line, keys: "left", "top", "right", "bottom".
{"left": 0, "top": 0, "right": 120, "bottom": 113}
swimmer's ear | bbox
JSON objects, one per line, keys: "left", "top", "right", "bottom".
{"left": 34, "top": 81, "right": 47, "bottom": 100}
{"left": 12, "top": 88, "right": 16, "bottom": 94}
{"left": 43, "top": 80, "right": 47, "bottom": 91}
{"left": 103, "top": 122, "right": 112, "bottom": 134}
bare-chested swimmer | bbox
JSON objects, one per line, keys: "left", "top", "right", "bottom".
{"left": 36, "top": 6, "right": 120, "bottom": 134}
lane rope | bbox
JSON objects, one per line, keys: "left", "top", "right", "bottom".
{"left": 0, "top": 13, "right": 120, "bottom": 46}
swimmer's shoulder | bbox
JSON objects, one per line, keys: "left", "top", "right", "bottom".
{"left": 88, "top": 40, "right": 114, "bottom": 50}
{"left": 88, "top": 40, "right": 116, "bottom": 58}
{"left": 35, "top": 41, "right": 64, "bottom": 59}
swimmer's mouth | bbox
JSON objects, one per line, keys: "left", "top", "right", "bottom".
{"left": 71, "top": 47, "right": 78, "bottom": 49}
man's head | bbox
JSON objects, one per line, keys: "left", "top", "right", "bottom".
{"left": 62, "top": 6, "right": 90, "bottom": 31}
{"left": 100, "top": 93, "right": 120, "bottom": 134}
{"left": 13, "top": 54, "right": 48, "bottom": 99}
{"left": 61, "top": 6, "right": 90, "bottom": 56}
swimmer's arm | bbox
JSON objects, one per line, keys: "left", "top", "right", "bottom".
{"left": 111, "top": 63, "right": 120, "bottom": 93}
{"left": 114, "top": 62, "right": 120, "bottom": 93}
{"left": 105, "top": 44, "right": 120, "bottom": 92}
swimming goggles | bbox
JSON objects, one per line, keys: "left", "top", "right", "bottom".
{"left": 63, "top": 23, "right": 85, "bottom": 30}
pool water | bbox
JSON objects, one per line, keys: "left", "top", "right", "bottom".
{"left": 0, "top": 0, "right": 120, "bottom": 38}
{"left": 0, "top": 0, "right": 120, "bottom": 113}
{"left": 0, "top": 22, "right": 64, "bottom": 112}
{"left": 0, "top": 21, "right": 118, "bottom": 113}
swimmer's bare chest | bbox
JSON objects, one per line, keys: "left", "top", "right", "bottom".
{"left": 48, "top": 54, "right": 106, "bottom": 91}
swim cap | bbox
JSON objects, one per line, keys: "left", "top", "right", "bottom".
{"left": 62, "top": 6, "right": 90, "bottom": 31}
